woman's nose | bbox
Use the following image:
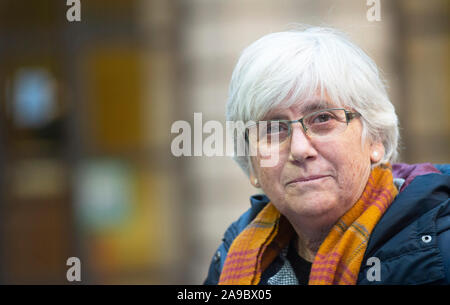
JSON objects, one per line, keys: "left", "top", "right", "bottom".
{"left": 288, "top": 124, "right": 318, "bottom": 162}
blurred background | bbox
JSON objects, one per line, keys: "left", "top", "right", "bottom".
{"left": 0, "top": 0, "right": 448, "bottom": 284}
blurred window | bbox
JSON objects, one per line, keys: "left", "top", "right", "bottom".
{"left": 12, "top": 68, "right": 56, "bottom": 128}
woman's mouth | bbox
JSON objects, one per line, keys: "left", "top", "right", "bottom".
{"left": 286, "top": 175, "right": 331, "bottom": 186}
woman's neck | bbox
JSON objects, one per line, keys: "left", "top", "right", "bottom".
{"left": 288, "top": 218, "right": 335, "bottom": 263}
{"left": 294, "top": 231, "right": 326, "bottom": 262}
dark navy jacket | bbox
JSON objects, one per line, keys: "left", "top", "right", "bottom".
{"left": 204, "top": 164, "right": 450, "bottom": 285}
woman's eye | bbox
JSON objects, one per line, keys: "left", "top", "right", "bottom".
{"left": 312, "top": 113, "right": 334, "bottom": 123}
{"left": 267, "top": 122, "right": 288, "bottom": 134}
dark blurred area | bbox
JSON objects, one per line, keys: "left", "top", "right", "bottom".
{"left": 0, "top": 0, "right": 448, "bottom": 284}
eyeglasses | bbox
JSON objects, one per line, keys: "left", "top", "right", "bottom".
{"left": 245, "top": 108, "right": 361, "bottom": 153}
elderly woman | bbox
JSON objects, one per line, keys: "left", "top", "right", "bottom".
{"left": 204, "top": 26, "right": 450, "bottom": 285}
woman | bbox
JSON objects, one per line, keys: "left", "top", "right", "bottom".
{"left": 204, "top": 26, "right": 450, "bottom": 285}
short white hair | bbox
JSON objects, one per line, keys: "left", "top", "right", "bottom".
{"left": 226, "top": 26, "right": 399, "bottom": 176}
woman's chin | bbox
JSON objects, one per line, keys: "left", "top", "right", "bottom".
{"left": 284, "top": 192, "right": 340, "bottom": 218}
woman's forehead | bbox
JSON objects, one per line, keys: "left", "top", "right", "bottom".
{"left": 263, "top": 98, "right": 339, "bottom": 120}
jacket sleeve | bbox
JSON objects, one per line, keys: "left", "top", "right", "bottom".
{"left": 203, "top": 243, "right": 228, "bottom": 285}
{"left": 434, "top": 164, "right": 450, "bottom": 283}
{"left": 436, "top": 197, "right": 450, "bottom": 284}
{"left": 203, "top": 218, "right": 240, "bottom": 285}
{"left": 203, "top": 199, "right": 269, "bottom": 284}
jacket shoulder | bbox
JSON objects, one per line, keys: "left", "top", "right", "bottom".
{"left": 434, "top": 164, "right": 450, "bottom": 175}
{"left": 358, "top": 173, "right": 450, "bottom": 284}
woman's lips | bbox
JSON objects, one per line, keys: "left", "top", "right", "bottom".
{"left": 286, "top": 175, "right": 331, "bottom": 185}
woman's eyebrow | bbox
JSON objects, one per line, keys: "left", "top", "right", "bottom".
{"left": 296, "top": 100, "right": 333, "bottom": 114}
{"left": 267, "top": 115, "right": 289, "bottom": 120}
{"left": 262, "top": 100, "right": 334, "bottom": 120}
{"left": 262, "top": 114, "right": 289, "bottom": 121}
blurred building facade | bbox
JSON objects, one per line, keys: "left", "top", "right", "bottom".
{"left": 0, "top": 0, "right": 179, "bottom": 284}
{"left": 0, "top": 0, "right": 448, "bottom": 284}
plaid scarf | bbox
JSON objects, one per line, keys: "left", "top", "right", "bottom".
{"left": 218, "top": 164, "right": 398, "bottom": 285}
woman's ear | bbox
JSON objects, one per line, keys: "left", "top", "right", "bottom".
{"left": 248, "top": 157, "right": 261, "bottom": 188}
{"left": 249, "top": 175, "right": 260, "bottom": 188}
{"left": 370, "top": 141, "right": 385, "bottom": 164}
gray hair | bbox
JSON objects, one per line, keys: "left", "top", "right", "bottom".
{"left": 226, "top": 26, "right": 399, "bottom": 176}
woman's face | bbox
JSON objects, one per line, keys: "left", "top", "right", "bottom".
{"left": 250, "top": 98, "right": 384, "bottom": 226}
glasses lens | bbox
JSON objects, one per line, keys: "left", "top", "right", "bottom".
{"left": 247, "top": 121, "right": 289, "bottom": 152}
{"left": 303, "top": 109, "right": 348, "bottom": 137}
{"left": 246, "top": 109, "right": 354, "bottom": 155}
